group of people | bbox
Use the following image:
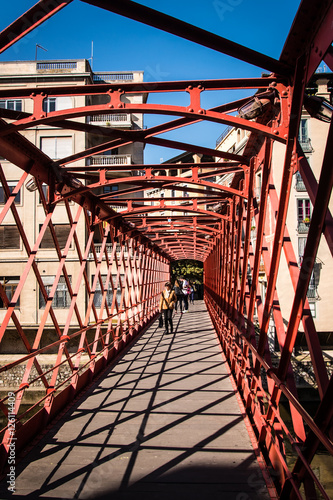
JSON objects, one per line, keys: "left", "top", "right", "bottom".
{"left": 159, "top": 277, "right": 200, "bottom": 334}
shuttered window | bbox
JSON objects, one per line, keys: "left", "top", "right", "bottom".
{"left": 40, "top": 136, "right": 72, "bottom": 159}
{"left": 0, "top": 226, "right": 21, "bottom": 249}
{"left": 39, "top": 224, "right": 72, "bottom": 249}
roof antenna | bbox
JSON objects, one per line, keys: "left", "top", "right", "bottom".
{"left": 88, "top": 41, "right": 94, "bottom": 70}
{"left": 35, "top": 44, "right": 47, "bottom": 61}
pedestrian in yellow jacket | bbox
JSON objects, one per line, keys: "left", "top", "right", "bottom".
{"left": 159, "top": 282, "right": 177, "bottom": 334}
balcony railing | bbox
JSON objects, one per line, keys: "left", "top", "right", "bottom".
{"left": 295, "top": 172, "right": 307, "bottom": 192}
{"left": 93, "top": 73, "right": 134, "bottom": 82}
{"left": 88, "top": 114, "right": 131, "bottom": 127}
{"left": 298, "top": 138, "right": 313, "bottom": 153}
{"left": 216, "top": 125, "right": 234, "bottom": 147}
{"left": 297, "top": 220, "right": 310, "bottom": 234}
{"left": 89, "top": 155, "right": 131, "bottom": 166}
{"left": 36, "top": 61, "right": 77, "bottom": 70}
{"left": 88, "top": 243, "right": 122, "bottom": 260}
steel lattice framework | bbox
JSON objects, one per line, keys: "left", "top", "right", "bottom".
{"left": 0, "top": 0, "right": 332, "bottom": 498}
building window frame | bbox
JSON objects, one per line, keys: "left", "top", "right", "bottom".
{"left": 0, "top": 181, "right": 21, "bottom": 205}
{"left": 0, "top": 99, "right": 22, "bottom": 111}
{"left": 0, "top": 276, "right": 20, "bottom": 309}
{"left": 42, "top": 97, "right": 56, "bottom": 113}
{"left": 0, "top": 225, "right": 21, "bottom": 249}
{"left": 39, "top": 275, "right": 71, "bottom": 309}
{"left": 297, "top": 198, "right": 312, "bottom": 233}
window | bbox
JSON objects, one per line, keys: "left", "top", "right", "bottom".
{"left": 297, "top": 199, "right": 311, "bottom": 221}
{"left": 92, "top": 276, "right": 122, "bottom": 308}
{"left": 295, "top": 171, "right": 306, "bottom": 192}
{"left": 298, "top": 237, "right": 307, "bottom": 264}
{"left": 39, "top": 276, "right": 71, "bottom": 309}
{"left": 299, "top": 119, "right": 308, "bottom": 142}
{"left": 40, "top": 136, "right": 72, "bottom": 159}
{"left": 38, "top": 184, "right": 48, "bottom": 204}
{"left": 42, "top": 98, "right": 56, "bottom": 113}
{"left": 0, "top": 226, "right": 20, "bottom": 249}
{"left": 103, "top": 185, "right": 118, "bottom": 194}
{"left": 297, "top": 199, "right": 311, "bottom": 233}
{"left": 41, "top": 97, "right": 72, "bottom": 113}
{"left": 0, "top": 100, "right": 22, "bottom": 111}
{"left": 309, "top": 302, "right": 316, "bottom": 318}
{"left": 0, "top": 181, "right": 21, "bottom": 204}
{"left": 39, "top": 224, "right": 72, "bottom": 250}
{"left": 0, "top": 277, "right": 20, "bottom": 308}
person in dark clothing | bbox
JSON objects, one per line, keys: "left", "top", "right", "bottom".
{"left": 181, "top": 276, "right": 189, "bottom": 312}
{"left": 174, "top": 279, "right": 184, "bottom": 313}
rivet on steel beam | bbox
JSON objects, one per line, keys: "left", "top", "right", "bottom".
{"left": 30, "top": 93, "right": 35, "bottom": 97}
{"left": 282, "top": 91, "right": 288, "bottom": 96}
{"left": 40, "top": 114, "right": 45, "bottom": 118}
{"left": 118, "top": 104, "right": 123, "bottom": 108}
{"left": 188, "top": 108, "right": 194, "bottom": 113}
{"left": 109, "top": 104, "right": 114, "bottom": 108}
{"left": 198, "top": 109, "right": 204, "bottom": 114}
{"left": 274, "top": 129, "right": 279, "bottom": 135}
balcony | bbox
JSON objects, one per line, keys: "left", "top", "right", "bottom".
{"left": 295, "top": 172, "right": 307, "bottom": 192}
{"left": 298, "top": 138, "right": 313, "bottom": 153}
{"left": 87, "top": 113, "right": 132, "bottom": 128}
{"left": 88, "top": 243, "right": 122, "bottom": 261}
{"left": 297, "top": 220, "right": 310, "bottom": 234}
{"left": 89, "top": 155, "right": 131, "bottom": 166}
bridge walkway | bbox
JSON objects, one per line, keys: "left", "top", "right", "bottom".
{"left": 0, "top": 301, "right": 275, "bottom": 499}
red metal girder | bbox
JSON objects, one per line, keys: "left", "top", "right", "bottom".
{"left": 279, "top": 0, "right": 332, "bottom": 76}
{"left": 0, "top": 77, "right": 284, "bottom": 99}
{"left": 0, "top": 0, "right": 73, "bottom": 54}
{"left": 297, "top": 144, "right": 333, "bottom": 257}
{"left": 277, "top": 117, "right": 333, "bottom": 392}
{"left": 85, "top": 174, "right": 244, "bottom": 200}
{"left": 305, "top": 2, "right": 333, "bottom": 82}
{"left": 324, "top": 45, "right": 333, "bottom": 72}
{"left": 80, "top": 0, "right": 290, "bottom": 75}
{"left": 267, "top": 172, "right": 329, "bottom": 399}
{"left": 255, "top": 55, "right": 307, "bottom": 366}
{"left": 285, "top": 374, "right": 333, "bottom": 496}
{"left": 1, "top": 101, "right": 286, "bottom": 150}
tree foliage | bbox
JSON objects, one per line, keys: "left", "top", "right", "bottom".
{"left": 171, "top": 259, "right": 203, "bottom": 283}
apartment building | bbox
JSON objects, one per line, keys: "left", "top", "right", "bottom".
{"left": 0, "top": 59, "right": 145, "bottom": 347}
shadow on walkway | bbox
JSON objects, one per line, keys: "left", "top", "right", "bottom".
{"left": 0, "top": 301, "right": 272, "bottom": 499}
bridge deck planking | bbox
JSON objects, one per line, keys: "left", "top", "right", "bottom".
{"left": 0, "top": 301, "right": 272, "bottom": 499}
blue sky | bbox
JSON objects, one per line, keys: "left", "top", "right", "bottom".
{"left": 1, "top": 0, "right": 302, "bottom": 164}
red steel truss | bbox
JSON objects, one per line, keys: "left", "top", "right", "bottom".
{"left": 0, "top": 0, "right": 332, "bottom": 497}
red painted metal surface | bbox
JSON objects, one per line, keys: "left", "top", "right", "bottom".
{"left": 0, "top": 0, "right": 332, "bottom": 498}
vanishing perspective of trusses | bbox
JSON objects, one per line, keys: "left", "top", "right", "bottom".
{"left": 0, "top": 0, "right": 332, "bottom": 498}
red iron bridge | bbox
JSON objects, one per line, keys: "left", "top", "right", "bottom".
{"left": 0, "top": 1, "right": 332, "bottom": 498}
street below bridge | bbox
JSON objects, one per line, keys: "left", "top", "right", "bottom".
{"left": 0, "top": 301, "right": 275, "bottom": 499}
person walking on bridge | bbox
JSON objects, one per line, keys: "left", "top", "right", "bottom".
{"left": 160, "top": 281, "right": 177, "bottom": 334}
{"left": 174, "top": 278, "right": 184, "bottom": 314}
